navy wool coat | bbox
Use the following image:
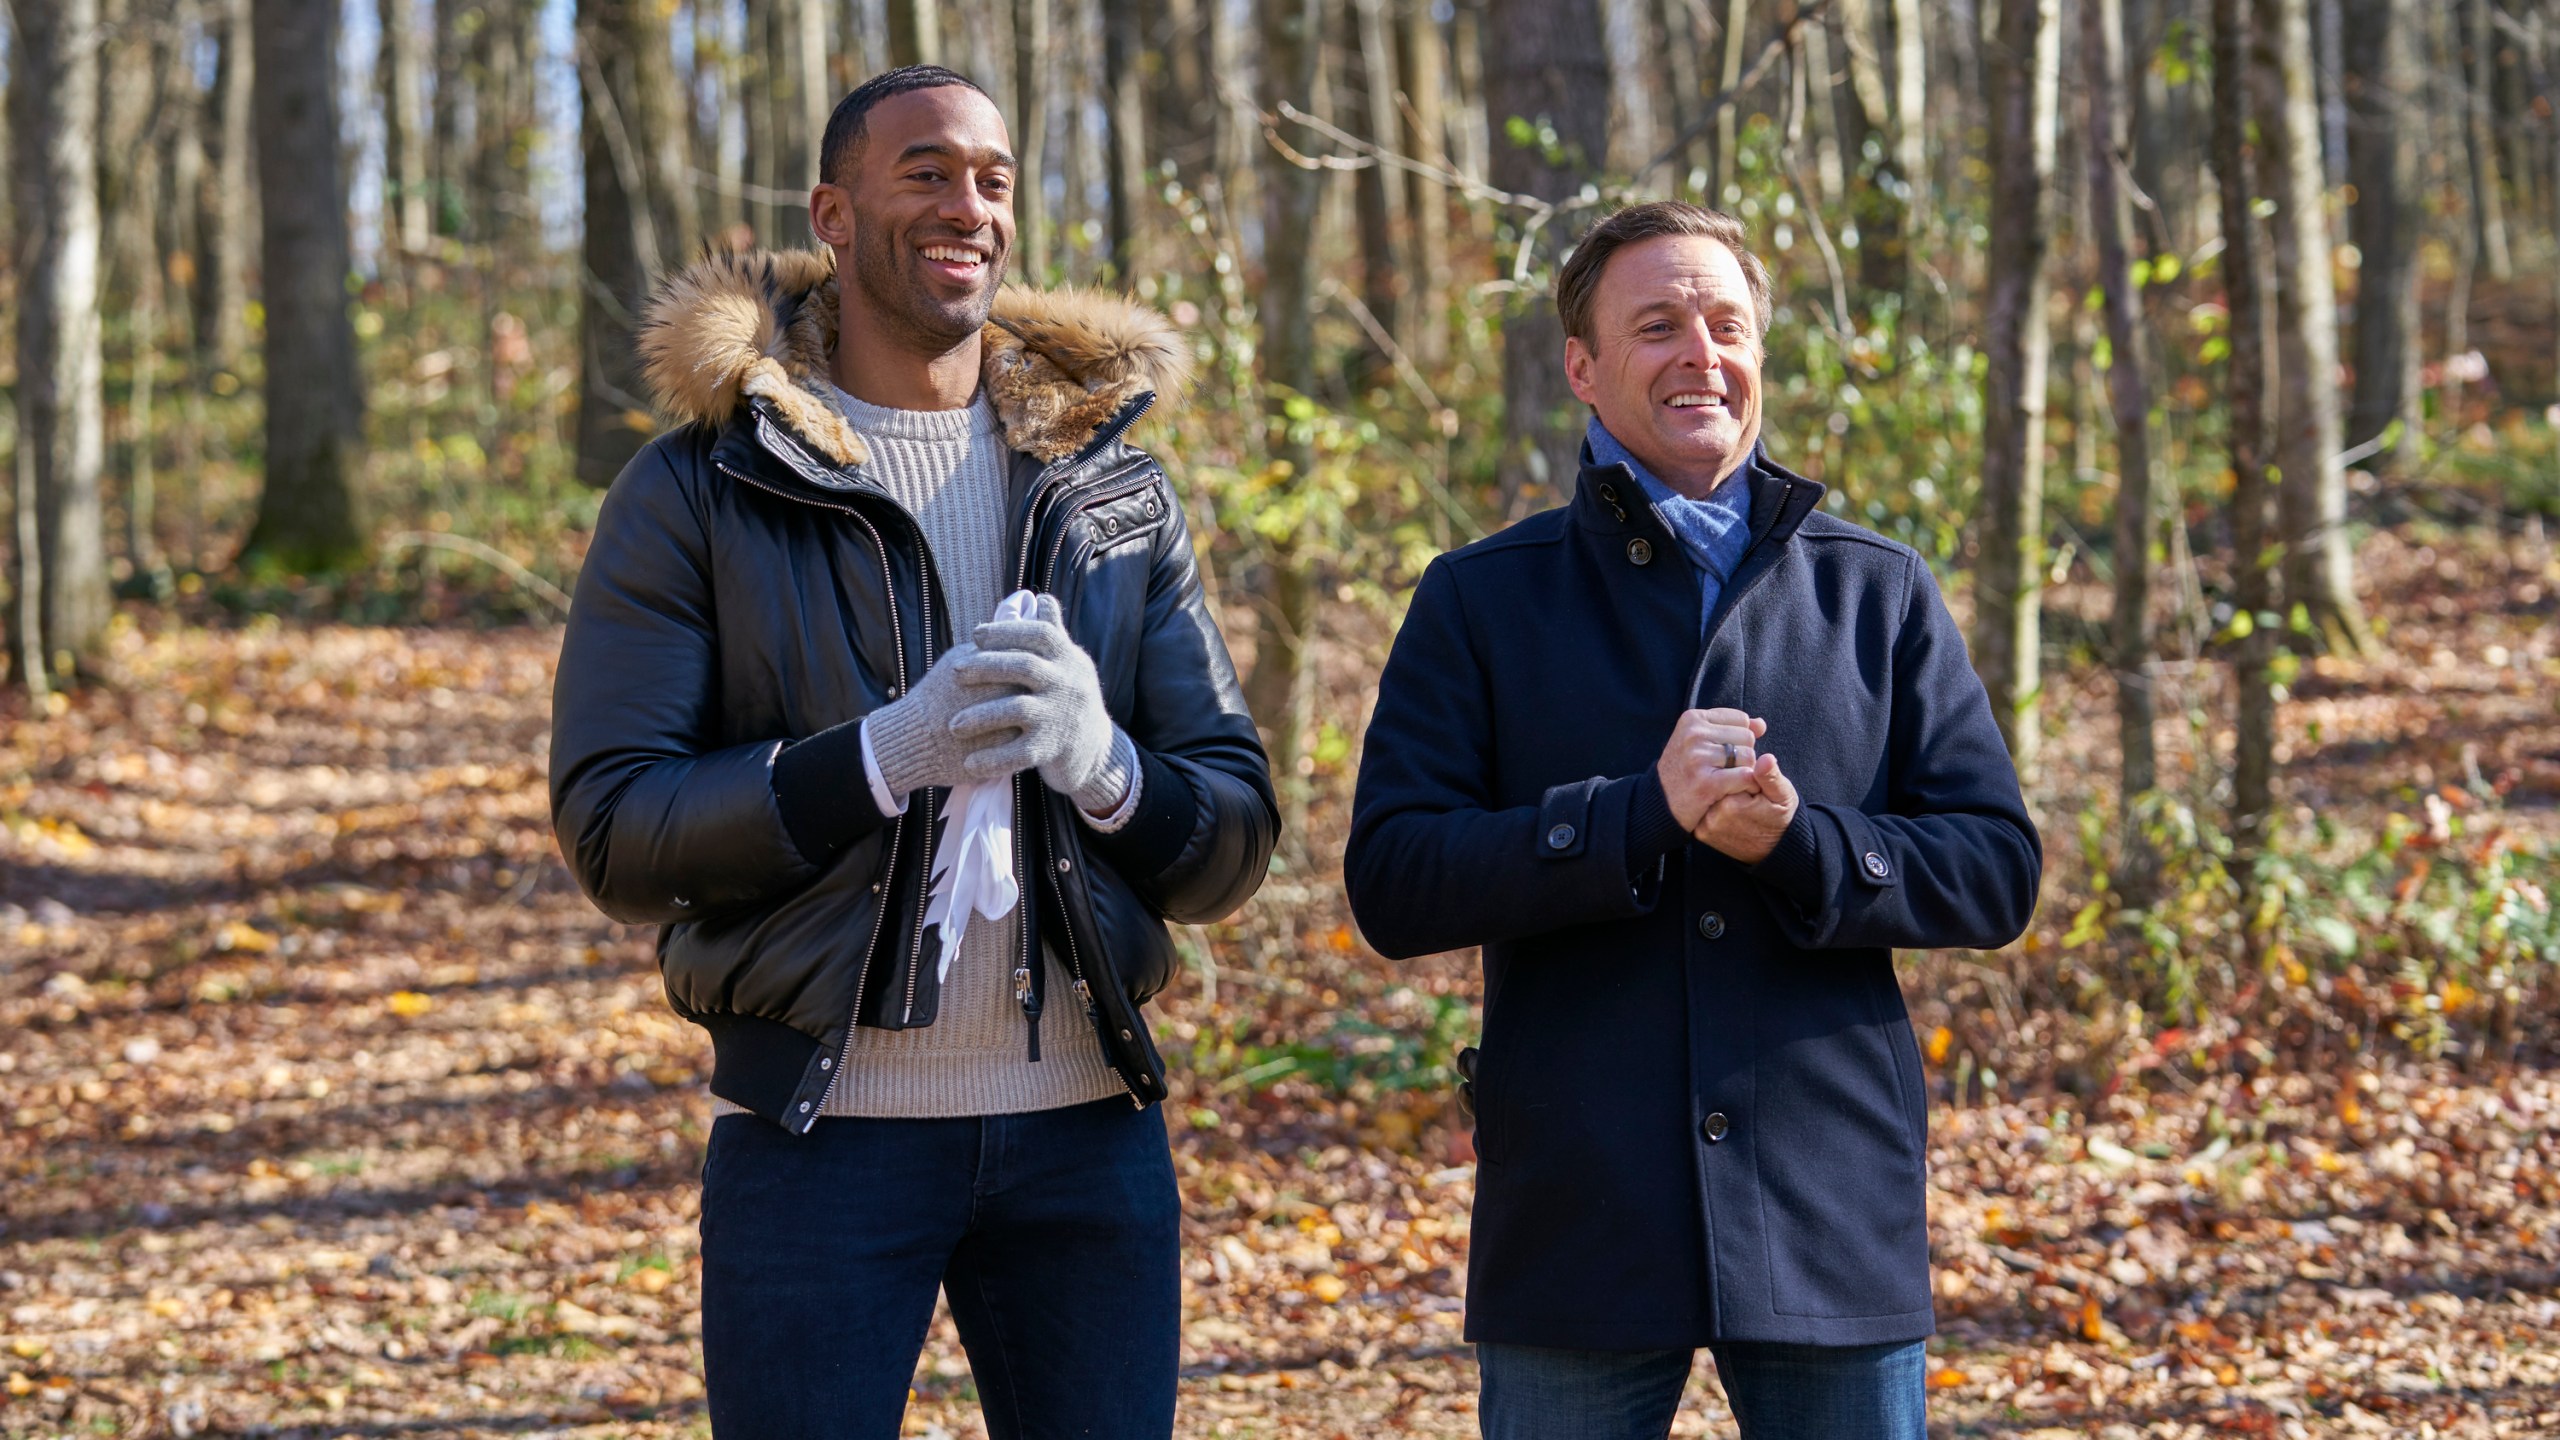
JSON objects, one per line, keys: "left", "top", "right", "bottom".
{"left": 1345, "top": 449, "right": 2040, "bottom": 1350}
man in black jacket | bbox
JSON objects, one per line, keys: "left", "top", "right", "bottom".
{"left": 549, "top": 66, "right": 1276, "bottom": 1439}
{"left": 1346, "top": 202, "right": 2039, "bottom": 1438}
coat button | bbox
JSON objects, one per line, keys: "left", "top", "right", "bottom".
{"left": 1701, "top": 1112, "right": 1730, "bottom": 1143}
{"left": 1545, "top": 822, "right": 1575, "bottom": 850}
{"left": 1626, "top": 538, "right": 1652, "bottom": 565}
{"left": 1058, "top": 857, "right": 1072, "bottom": 872}
{"left": 1697, "top": 911, "right": 1725, "bottom": 940}
{"left": 1863, "top": 851, "right": 1891, "bottom": 879}
{"left": 1103, "top": 516, "right": 1120, "bottom": 535}
{"left": 819, "top": 1056, "right": 832, "bottom": 1070}
{"left": 799, "top": 1101, "right": 812, "bottom": 1113}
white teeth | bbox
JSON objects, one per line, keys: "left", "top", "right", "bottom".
{"left": 1666, "top": 393, "right": 1725, "bottom": 408}
{"left": 922, "top": 246, "right": 983, "bottom": 264}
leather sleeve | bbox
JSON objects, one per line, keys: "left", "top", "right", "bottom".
{"left": 548, "top": 436, "right": 822, "bottom": 924}
{"left": 1092, "top": 467, "right": 1280, "bottom": 924}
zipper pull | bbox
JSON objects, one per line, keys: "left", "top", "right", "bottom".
{"left": 1073, "top": 977, "right": 1098, "bottom": 1019}
{"left": 1015, "top": 966, "right": 1037, "bottom": 1014}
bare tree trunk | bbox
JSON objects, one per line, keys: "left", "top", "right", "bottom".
{"left": 2256, "top": 0, "right": 2369, "bottom": 653}
{"left": 1401, "top": 0, "right": 1452, "bottom": 366}
{"left": 8, "top": 0, "right": 113, "bottom": 682}
{"left": 743, "top": 0, "right": 779, "bottom": 241}
{"left": 2462, "top": 0, "right": 2514, "bottom": 281}
{"left": 202, "top": 0, "right": 255, "bottom": 371}
{"left": 2213, "top": 0, "right": 2280, "bottom": 853}
{"left": 242, "top": 0, "right": 366, "bottom": 571}
{"left": 1714, "top": 0, "right": 1750, "bottom": 200}
{"left": 2086, "top": 0, "right": 2160, "bottom": 897}
{"left": 1350, "top": 0, "right": 1410, "bottom": 361}
{"left": 889, "top": 0, "right": 943, "bottom": 65}
{"left": 430, "top": 0, "right": 464, "bottom": 236}
{"left": 106, "top": 0, "right": 177, "bottom": 597}
{"left": 1973, "top": 0, "right": 2059, "bottom": 776}
{"left": 577, "top": 0, "right": 692, "bottom": 488}
{"left": 1013, "top": 0, "right": 1052, "bottom": 280}
{"left": 2343, "top": 0, "right": 2420, "bottom": 476}
{"left": 1660, "top": 0, "right": 1704, "bottom": 186}
{"left": 1601, "top": 0, "right": 1659, "bottom": 176}
{"left": 2129, "top": 0, "right": 2199, "bottom": 255}
{"left": 1101, "top": 0, "right": 1149, "bottom": 279}
{"left": 1247, "top": 0, "right": 1327, "bottom": 824}
{"left": 1485, "top": 0, "right": 1610, "bottom": 511}
{"left": 1889, "top": 0, "right": 1928, "bottom": 230}
{"left": 379, "top": 0, "right": 429, "bottom": 258}
{"left": 1835, "top": 0, "right": 1909, "bottom": 293}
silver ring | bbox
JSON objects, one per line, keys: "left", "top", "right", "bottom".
{"left": 1722, "top": 741, "right": 1740, "bottom": 769}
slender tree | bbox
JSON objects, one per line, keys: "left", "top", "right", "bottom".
{"left": 576, "top": 0, "right": 696, "bottom": 488}
{"left": 2343, "top": 0, "right": 2421, "bottom": 476}
{"left": 379, "top": 0, "right": 430, "bottom": 259}
{"left": 2461, "top": 0, "right": 2513, "bottom": 282}
{"left": 2214, "top": 0, "right": 2281, "bottom": 852}
{"left": 1013, "top": 0, "right": 1052, "bottom": 280}
{"left": 2256, "top": 0, "right": 2369, "bottom": 652}
{"left": 201, "top": 0, "right": 256, "bottom": 371}
{"left": 1101, "top": 0, "right": 1149, "bottom": 277}
{"left": 1400, "top": 0, "right": 1452, "bottom": 366}
{"left": 1246, "top": 0, "right": 1327, "bottom": 818}
{"left": 889, "top": 0, "right": 943, "bottom": 65}
{"left": 1348, "top": 0, "right": 1411, "bottom": 370}
{"left": 1973, "top": 0, "right": 2061, "bottom": 774}
{"left": 8, "top": 0, "right": 114, "bottom": 685}
{"left": 2087, "top": 0, "right": 2160, "bottom": 896}
{"left": 1484, "top": 0, "right": 1610, "bottom": 511}
{"left": 241, "top": 0, "right": 365, "bottom": 571}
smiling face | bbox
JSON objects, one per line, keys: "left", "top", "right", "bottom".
{"left": 1563, "top": 234, "right": 1765, "bottom": 498}
{"left": 814, "top": 84, "right": 1016, "bottom": 356}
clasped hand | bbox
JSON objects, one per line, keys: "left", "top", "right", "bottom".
{"left": 1655, "top": 707, "right": 1800, "bottom": 865}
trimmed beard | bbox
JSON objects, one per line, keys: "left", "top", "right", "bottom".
{"left": 850, "top": 219, "right": 1006, "bottom": 352}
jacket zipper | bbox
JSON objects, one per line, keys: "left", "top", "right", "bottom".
{"left": 1010, "top": 437, "right": 1156, "bottom": 1101}
{"left": 712, "top": 459, "right": 910, "bottom": 1125}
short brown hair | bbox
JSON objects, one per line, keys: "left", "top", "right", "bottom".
{"left": 1554, "top": 201, "right": 1773, "bottom": 348}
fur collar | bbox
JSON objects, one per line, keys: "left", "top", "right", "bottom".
{"left": 636, "top": 247, "right": 1193, "bottom": 466}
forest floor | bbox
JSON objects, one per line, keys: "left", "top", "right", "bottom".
{"left": 1, "top": 526, "right": 2558, "bottom": 1438}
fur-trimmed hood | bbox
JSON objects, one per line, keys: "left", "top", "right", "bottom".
{"left": 636, "top": 247, "right": 1194, "bottom": 467}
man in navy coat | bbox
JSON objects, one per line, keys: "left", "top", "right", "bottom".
{"left": 1345, "top": 201, "right": 2041, "bottom": 1438}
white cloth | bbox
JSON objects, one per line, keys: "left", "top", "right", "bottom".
{"left": 918, "top": 590, "right": 1037, "bottom": 980}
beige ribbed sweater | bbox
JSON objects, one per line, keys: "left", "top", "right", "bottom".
{"left": 818, "top": 389, "right": 1126, "bottom": 1117}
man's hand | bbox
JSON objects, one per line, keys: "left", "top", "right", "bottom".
{"left": 1693, "top": 753, "right": 1800, "bottom": 865}
{"left": 950, "top": 595, "right": 1126, "bottom": 811}
{"left": 1656, "top": 708, "right": 1765, "bottom": 830}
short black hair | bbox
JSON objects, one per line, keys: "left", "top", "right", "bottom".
{"left": 819, "top": 65, "right": 991, "bottom": 189}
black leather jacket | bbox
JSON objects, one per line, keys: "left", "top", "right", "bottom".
{"left": 549, "top": 249, "right": 1278, "bottom": 1130}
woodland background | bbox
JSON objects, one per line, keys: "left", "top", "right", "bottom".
{"left": 4, "top": 0, "right": 2560, "bottom": 1435}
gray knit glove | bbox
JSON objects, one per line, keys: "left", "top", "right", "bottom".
{"left": 864, "top": 642, "right": 1022, "bottom": 800}
{"left": 951, "top": 595, "right": 1131, "bottom": 813}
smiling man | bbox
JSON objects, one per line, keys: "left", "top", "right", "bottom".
{"left": 1346, "top": 201, "right": 2041, "bottom": 1438}
{"left": 550, "top": 66, "right": 1277, "bottom": 1438}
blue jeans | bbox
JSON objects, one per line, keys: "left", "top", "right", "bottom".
{"left": 1477, "top": 1338, "right": 1928, "bottom": 1440}
{"left": 699, "top": 1098, "right": 1179, "bottom": 1439}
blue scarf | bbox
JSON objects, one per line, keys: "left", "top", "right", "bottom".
{"left": 1585, "top": 418, "right": 1757, "bottom": 636}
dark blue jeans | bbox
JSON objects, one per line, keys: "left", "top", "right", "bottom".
{"left": 1477, "top": 1338, "right": 1928, "bottom": 1440}
{"left": 699, "top": 1097, "right": 1179, "bottom": 1439}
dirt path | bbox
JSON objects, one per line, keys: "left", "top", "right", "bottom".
{"left": 0, "top": 569, "right": 2556, "bottom": 1436}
